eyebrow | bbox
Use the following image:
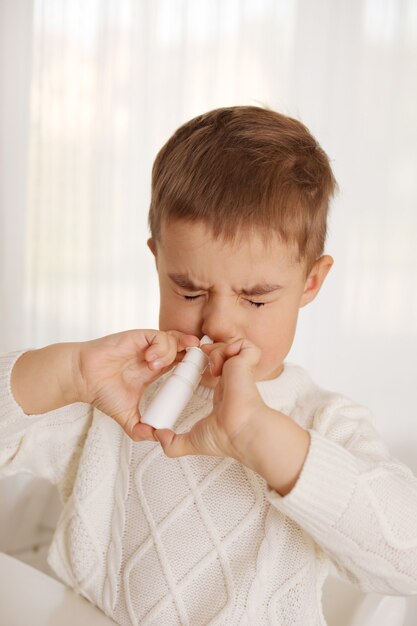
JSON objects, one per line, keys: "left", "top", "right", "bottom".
{"left": 240, "top": 283, "right": 283, "bottom": 296}
{"left": 169, "top": 273, "right": 204, "bottom": 291}
{"left": 168, "top": 273, "right": 283, "bottom": 296}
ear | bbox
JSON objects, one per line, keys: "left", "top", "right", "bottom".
{"left": 147, "top": 237, "right": 157, "bottom": 257}
{"left": 300, "top": 255, "right": 333, "bottom": 308}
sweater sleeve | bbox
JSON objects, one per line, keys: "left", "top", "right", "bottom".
{"left": 266, "top": 392, "right": 417, "bottom": 595}
{"left": 0, "top": 351, "right": 93, "bottom": 503}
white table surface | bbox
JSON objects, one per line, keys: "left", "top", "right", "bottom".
{"left": 0, "top": 552, "right": 117, "bottom": 626}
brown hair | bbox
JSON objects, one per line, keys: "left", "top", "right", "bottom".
{"left": 149, "top": 106, "right": 337, "bottom": 271}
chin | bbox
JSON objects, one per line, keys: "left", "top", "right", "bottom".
{"left": 262, "top": 362, "right": 284, "bottom": 380}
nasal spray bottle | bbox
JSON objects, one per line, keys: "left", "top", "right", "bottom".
{"left": 141, "top": 335, "right": 213, "bottom": 430}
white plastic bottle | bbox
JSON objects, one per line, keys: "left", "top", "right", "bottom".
{"left": 141, "top": 335, "right": 213, "bottom": 430}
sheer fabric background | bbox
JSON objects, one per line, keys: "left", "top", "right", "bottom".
{"left": 0, "top": 0, "right": 416, "bottom": 497}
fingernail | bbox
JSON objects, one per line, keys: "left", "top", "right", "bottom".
{"left": 150, "top": 359, "right": 163, "bottom": 370}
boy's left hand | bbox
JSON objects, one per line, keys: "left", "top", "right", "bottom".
{"left": 154, "top": 339, "right": 311, "bottom": 495}
{"left": 154, "top": 339, "right": 269, "bottom": 463}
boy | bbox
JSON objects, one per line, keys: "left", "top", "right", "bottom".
{"left": 2, "top": 106, "right": 417, "bottom": 625}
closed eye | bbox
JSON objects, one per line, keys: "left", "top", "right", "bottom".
{"left": 183, "top": 295, "right": 266, "bottom": 308}
{"left": 247, "top": 300, "right": 265, "bottom": 308}
{"left": 184, "top": 294, "right": 202, "bottom": 301}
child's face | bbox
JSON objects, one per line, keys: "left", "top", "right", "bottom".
{"left": 148, "top": 220, "right": 332, "bottom": 387}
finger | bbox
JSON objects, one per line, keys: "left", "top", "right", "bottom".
{"left": 166, "top": 331, "right": 198, "bottom": 367}
{"left": 145, "top": 331, "right": 173, "bottom": 367}
{"left": 227, "top": 338, "right": 261, "bottom": 368}
{"left": 153, "top": 429, "right": 197, "bottom": 458}
{"left": 145, "top": 331, "right": 199, "bottom": 370}
{"left": 212, "top": 377, "right": 223, "bottom": 406}
{"left": 200, "top": 342, "right": 220, "bottom": 356}
{"left": 210, "top": 339, "right": 262, "bottom": 377}
{"left": 167, "top": 330, "right": 201, "bottom": 353}
{"left": 111, "top": 402, "right": 155, "bottom": 442}
{"left": 154, "top": 424, "right": 220, "bottom": 457}
{"left": 144, "top": 332, "right": 181, "bottom": 370}
{"left": 208, "top": 345, "right": 233, "bottom": 376}
{"left": 130, "top": 420, "right": 158, "bottom": 442}
{"left": 154, "top": 411, "right": 224, "bottom": 458}
{"left": 201, "top": 341, "right": 230, "bottom": 376}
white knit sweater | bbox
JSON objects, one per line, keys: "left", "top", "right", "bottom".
{"left": 1, "top": 351, "right": 417, "bottom": 626}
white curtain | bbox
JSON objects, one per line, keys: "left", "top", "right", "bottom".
{"left": 0, "top": 0, "right": 34, "bottom": 351}
{"left": 1, "top": 0, "right": 416, "bottom": 464}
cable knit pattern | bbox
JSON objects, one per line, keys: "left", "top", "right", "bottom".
{"left": 1, "top": 351, "right": 417, "bottom": 625}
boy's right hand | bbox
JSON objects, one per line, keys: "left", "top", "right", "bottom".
{"left": 11, "top": 330, "right": 199, "bottom": 442}
{"left": 76, "top": 330, "right": 200, "bottom": 440}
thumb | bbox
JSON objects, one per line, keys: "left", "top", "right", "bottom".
{"left": 154, "top": 416, "right": 221, "bottom": 458}
{"left": 221, "top": 338, "right": 261, "bottom": 379}
{"left": 128, "top": 412, "right": 157, "bottom": 442}
{"left": 154, "top": 429, "right": 197, "bottom": 458}
{"left": 230, "top": 338, "right": 261, "bottom": 366}
{"left": 154, "top": 428, "right": 193, "bottom": 458}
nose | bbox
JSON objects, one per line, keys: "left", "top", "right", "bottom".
{"left": 201, "top": 296, "right": 240, "bottom": 344}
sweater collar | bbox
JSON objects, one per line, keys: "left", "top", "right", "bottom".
{"left": 256, "top": 362, "right": 313, "bottom": 412}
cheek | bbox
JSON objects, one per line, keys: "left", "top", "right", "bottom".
{"left": 250, "top": 304, "right": 299, "bottom": 362}
{"left": 159, "top": 296, "right": 202, "bottom": 334}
